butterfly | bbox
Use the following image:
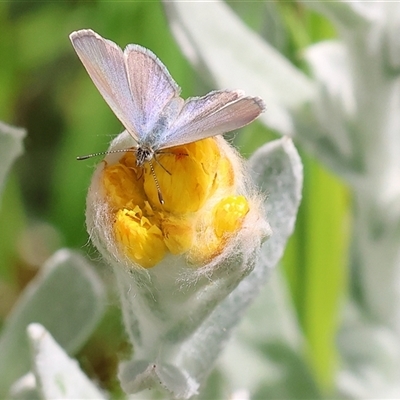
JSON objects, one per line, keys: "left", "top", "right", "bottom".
{"left": 70, "top": 29, "right": 265, "bottom": 203}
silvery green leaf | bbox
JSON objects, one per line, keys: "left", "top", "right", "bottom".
{"left": 215, "top": 270, "right": 317, "bottom": 398}
{"left": 164, "top": 0, "right": 315, "bottom": 135}
{"left": 215, "top": 138, "right": 313, "bottom": 398}
{"left": 301, "top": 3, "right": 400, "bottom": 397}
{"left": 300, "top": 2, "right": 400, "bottom": 184}
{"left": 250, "top": 137, "right": 303, "bottom": 270}
{"left": 113, "top": 241, "right": 266, "bottom": 399}
{"left": 119, "top": 360, "right": 199, "bottom": 399}
{"left": 337, "top": 305, "right": 400, "bottom": 398}
{"left": 0, "top": 122, "right": 26, "bottom": 197}
{"left": 214, "top": 138, "right": 305, "bottom": 396}
{"left": 320, "top": 0, "right": 400, "bottom": 67}
{"left": 299, "top": 41, "right": 358, "bottom": 176}
{"left": 304, "top": 41, "right": 354, "bottom": 121}
{"left": 9, "top": 373, "right": 39, "bottom": 400}
{"left": 303, "top": 1, "right": 376, "bottom": 29}
{"left": 183, "top": 138, "right": 303, "bottom": 398}
{"left": 0, "top": 249, "right": 105, "bottom": 397}
{"left": 305, "top": 1, "right": 400, "bottom": 318}
{"left": 27, "top": 323, "right": 106, "bottom": 399}
{"left": 385, "top": 3, "right": 400, "bottom": 69}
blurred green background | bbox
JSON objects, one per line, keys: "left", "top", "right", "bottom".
{"left": 0, "top": 1, "right": 349, "bottom": 396}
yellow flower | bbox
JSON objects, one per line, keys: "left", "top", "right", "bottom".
{"left": 143, "top": 138, "right": 220, "bottom": 213}
{"left": 161, "top": 215, "right": 194, "bottom": 254}
{"left": 213, "top": 195, "right": 250, "bottom": 238}
{"left": 113, "top": 207, "right": 167, "bottom": 269}
{"left": 187, "top": 195, "right": 250, "bottom": 264}
{"left": 102, "top": 154, "right": 146, "bottom": 210}
{"left": 100, "top": 137, "right": 254, "bottom": 269}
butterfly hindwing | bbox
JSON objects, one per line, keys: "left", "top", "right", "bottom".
{"left": 159, "top": 90, "right": 265, "bottom": 149}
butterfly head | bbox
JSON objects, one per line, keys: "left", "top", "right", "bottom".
{"left": 135, "top": 145, "right": 155, "bottom": 167}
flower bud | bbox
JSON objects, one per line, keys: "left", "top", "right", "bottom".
{"left": 87, "top": 131, "right": 269, "bottom": 270}
{"left": 84, "top": 130, "right": 271, "bottom": 397}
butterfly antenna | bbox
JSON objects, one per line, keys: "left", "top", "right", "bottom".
{"left": 76, "top": 148, "right": 133, "bottom": 160}
{"left": 149, "top": 161, "right": 164, "bottom": 205}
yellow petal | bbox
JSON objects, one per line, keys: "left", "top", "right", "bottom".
{"left": 213, "top": 195, "right": 250, "bottom": 238}
{"left": 102, "top": 155, "right": 146, "bottom": 210}
{"left": 143, "top": 138, "right": 220, "bottom": 213}
{"left": 100, "top": 138, "right": 247, "bottom": 269}
{"left": 188, "top": 196, "right": 250, "bottom": 264}
{"left": 113, "top": 208, "right": 167, "bottom": 268}
{"left": 215, "top": 155, "right": 235, "bottom": 191}
{"left": 161, "top": 215, "right": 194, "bottom": 254}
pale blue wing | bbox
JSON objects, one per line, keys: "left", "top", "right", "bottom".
{"left": 70, "top": 31, "right": 264, "bottom": 150}
{"left": 157, "top": 90, "right": 265, "bottom": 149}
{"left": 124, "top": 45, "right": 181, "bottom": 138}
{"left": 70, "top": 29, "right": 140, "bottom": 141}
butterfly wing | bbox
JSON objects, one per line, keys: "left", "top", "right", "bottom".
{"left": 158, "top": 90, "right": 265, "bottom": 149}
{"left": 70, "top": 30, "right": 264, "bottom": 150}
{"left": 70, "top": 29, "right": 140, "bottom": 141}
{"left": 124, "top": 44, "right": 181, "bottom": 138}
{"left": 70, "top": 29, "right": 181, "bottom": 143}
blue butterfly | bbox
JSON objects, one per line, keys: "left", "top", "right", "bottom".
{"left": 70, "top": 29, "right": 265, "bottom": 202}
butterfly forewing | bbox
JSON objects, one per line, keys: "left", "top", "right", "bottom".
{"left": 124, "top": 45, "right": 181, "bottom": 138}
{"left": 70, "top": 29, "right": 140, "bottom": 141}
{"left": 160, "top": 90, "right": 265, "bottom": 149}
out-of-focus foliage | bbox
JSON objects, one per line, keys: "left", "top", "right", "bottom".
{"left": 1, "top": 2, "right": 197, "bottom": 249}
{"left": 0, "top": 1, "right": 352, "bottom": 398}
{"left": 167, "top": 1, "right": 400, "bottom": 399}
{"left": 0, "top": 250, "right": 105, "bottom": 397}
{"left": 0, "top": 2, "right": 198, "bottom": 395}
